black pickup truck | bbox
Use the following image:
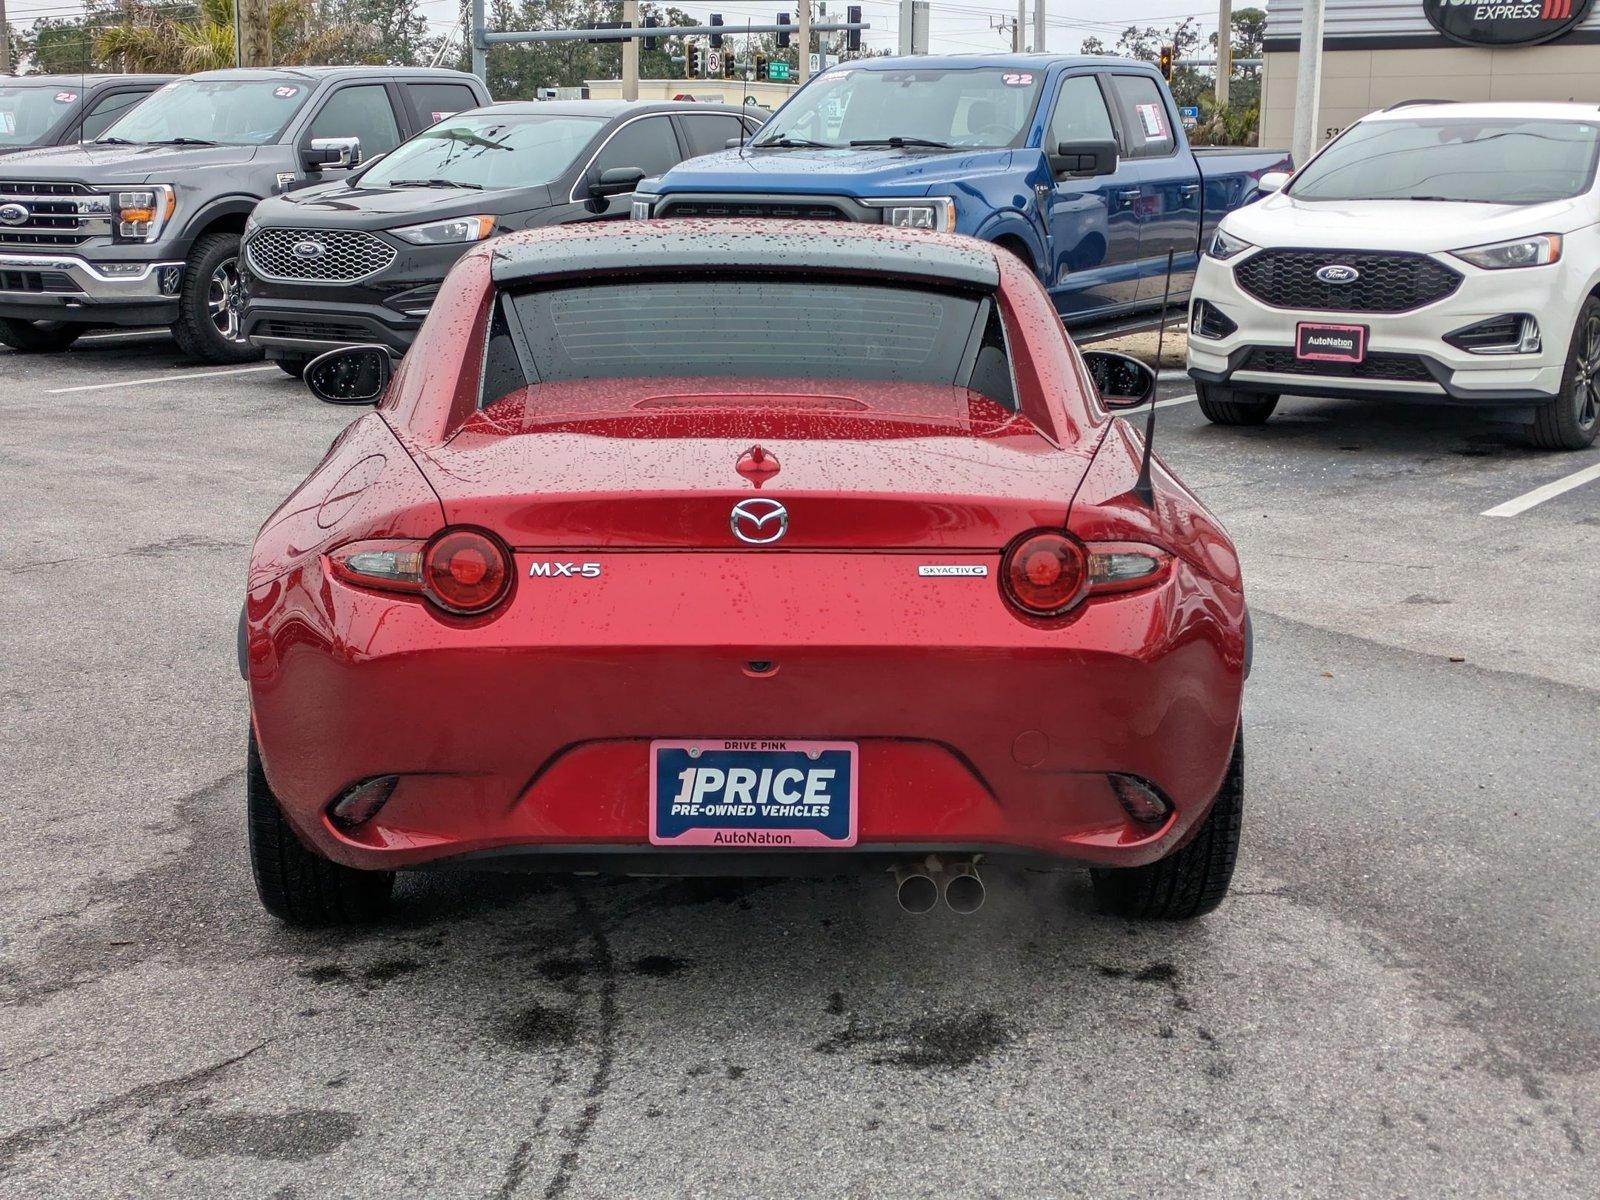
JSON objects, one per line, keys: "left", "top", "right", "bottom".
{"left": 0, "top": 66, "right": 489, "bottom": 362}
{"left": 1, "top": 75, "right": 174, "bottom": 157}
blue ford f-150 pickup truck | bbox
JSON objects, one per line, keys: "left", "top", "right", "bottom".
{"left": 632, "top": 54, "right": 1290, "bottom": 324}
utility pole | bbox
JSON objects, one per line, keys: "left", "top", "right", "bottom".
{"left": 1033, "top": 0, "right": 1044, "bottom": 55}
{"left": 1216, "top": 0, "right": 1232, "bottom": 107}
{"left": 798, "top": 1, "right": 811, "bottom": 83}
{"left": 1014, "top": 0, "right": 1025, "bottom": 52}
{"left": 1290, "top": 0, "right": 1324, "bottom": 168}
{"left": 239, "top": 0, "right": 271, "bottom": 67}
{"left": 622, "top": 0, "right": 639, "bottom": 100}
{"left": 471, "top": 0, "right": 485, "bottom": 80}
{"left": 1, "top": 0, "right": 11, "bottom": 76}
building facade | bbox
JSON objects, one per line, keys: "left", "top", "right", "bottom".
{"left": 1262, "top": 0, "right": 1600, "bottom": 150}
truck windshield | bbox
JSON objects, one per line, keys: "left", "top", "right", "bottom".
{"left": 361, "top": 114, "right": 606, "bottom": 190}
{"left": 1290, "top": 118, "right": 1600, "bottom": 204}
{"left": 99, "top": 78, "right": 313, "bottom": 146}
{"left": 756, "top": 67, "right": 1044, "bottom": 150}
{"left": 0, "top": 86, "right": 71, "bottom": 147}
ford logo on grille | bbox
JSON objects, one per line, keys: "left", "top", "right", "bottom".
{"left": 291, "top": 239, "right": 328, "bottom": 261}
{"left": 1315, "top": 263, "right": 1360, "bottom": 284}
{"left": 0, "top": 202, "right": 29, "bottom": 227}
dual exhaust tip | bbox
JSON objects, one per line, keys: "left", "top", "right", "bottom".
{"left": 894, "top": 858, "right": 984, "bottom": 915}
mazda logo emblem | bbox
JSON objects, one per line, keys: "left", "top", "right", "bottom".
{"left": 291, "top": 240, "right": 328, "bottom": 260}
{"left": 730, "top": 497, "right": 788, "bottom": 545}
{"left": 1315, "top": 263, "right": 1360, "bottom": 284}
{"left": 0, "top": 203, "right": 29, "bottom": 227}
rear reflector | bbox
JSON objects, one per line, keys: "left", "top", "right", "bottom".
{"left": 1108, "top": 775, "right": 1173, "bottom": 827}
{"left": 329, "top": 775, "right": 399, "bottom": 828}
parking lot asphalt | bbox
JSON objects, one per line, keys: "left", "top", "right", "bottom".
{"left": 1, "top": 332, "right": 1596, "bottom": 1199}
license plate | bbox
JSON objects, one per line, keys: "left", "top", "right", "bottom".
{"left": 649, "top": 739, "right": 858, "bottom": 848}
{"left": 1296, "top": 322, "right": 1367, "bottom": 363}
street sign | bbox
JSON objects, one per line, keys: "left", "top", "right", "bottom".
{"left": 768, "top": 60, "right": 790, "bottom": 81}
{"left": 1179, "top": 106, "right": 1200, "bottom": 129}
{"left": 707, "top": 49, "right": 722, "bottom": 76}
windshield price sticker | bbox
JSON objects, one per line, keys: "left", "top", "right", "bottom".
{"left": 0, "top": 113, "right": 14, "bottom": 135}
{"left": 1136, "top": 102, "right": 1166, "bottom": 138}
{"left": 54, "top": 92, "right": 78, "bottom": 104}
{"left": 1002, "top": 72, "right": 1034, "bottom": 87}
{"left": 274, "top": 86, "right": 300, "bottom": 99}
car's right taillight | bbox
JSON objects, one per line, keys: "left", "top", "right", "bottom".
{"left": 327, "top": 528, "right": 512, "bottom": 617}
{"left": 1000, "top": 530, "right": 1169, "bottom": 618}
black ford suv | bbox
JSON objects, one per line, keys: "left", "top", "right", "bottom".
{"left": 0, "top": 66, "right": 489, "bottom": 362}
{"left": 241, "top": 100, "right": 763, "bottom": 373}
{"left": 0, "top": 75, "right": 173, "bottom": 157}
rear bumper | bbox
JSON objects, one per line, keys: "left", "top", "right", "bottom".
{"left": 0, "top": 252, "right": 182, "bottom": 326}
{"left": 247, "top": 551, "right": 1246, "bottom": 875}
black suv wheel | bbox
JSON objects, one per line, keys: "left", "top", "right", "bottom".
{"left": 172, "top": 232, "right": 263, "bottom": 365}
{"left": 1195, "top": 380, "right": 1278, "bottom": 426}
{"left": 0, "top": 318, "right": 83, "bottom": 354}
{"left": 1531, "top": 295, "right": 1600, "bottom": 450}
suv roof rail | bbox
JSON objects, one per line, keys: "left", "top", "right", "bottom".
{"left": 1383, "top": 98, "right": 1457, "bottom": 111}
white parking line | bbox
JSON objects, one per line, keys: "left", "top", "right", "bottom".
{"left": 47, "top": 365, "right": 278, "bottom": 395}
{"left": 1482, "top": 461, "right": 1600, "bottom": 518}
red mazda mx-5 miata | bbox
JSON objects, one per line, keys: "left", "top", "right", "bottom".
{"left": 242, "top": 220, "right": 1247, "bottom": 925}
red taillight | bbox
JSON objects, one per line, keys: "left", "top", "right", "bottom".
{"left": 1002, "top": 531, "right": 1088, "bottom": 616}
{"left": 423, "top": 528, "right": 511, "bottom": 615}
{"left": 1000, "top": 530, "right": 1170, "bottom": 618}
{"left": 327, "top": 528, "right": 512, "bottom": 617}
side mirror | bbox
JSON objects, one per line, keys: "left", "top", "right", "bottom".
{"left": 1082, "top": 350, "right": 1157, "bottom": 411}
{"left": 304, "top": 345, "right": 393, "bottom": 406}
{"left": 1256, "top": 170, "right": 1290, "bottom": 194}
{"left": 589, "top": 166, "right": 646, "bottom": 198}
{"left": 304, "top": 136, "right": 361, "bottom": 171}
{"left": 1048, "top": 139, "right": 1119, "bottom": 179}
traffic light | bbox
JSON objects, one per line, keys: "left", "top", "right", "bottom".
{"left": 776, "top": 12, "right": 791, "bottom": 48}
{"left": 643, "top": 16, "right": 659, "bottom": 52}
{"left": 847, "top": 5, "right": 861, "bottom": 52}
{"left": 710, "top": 13, "right": 724, "bottom": 48}
{"left": 693, "top": 46, "right": 707, "bottom": 76}
{"left": 1158, "top": 45, "right": 1174, "bottom": 80}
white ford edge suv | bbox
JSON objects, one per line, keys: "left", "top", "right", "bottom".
{"left": 1187, "top": 101, "right": 1600, "bottom": 450}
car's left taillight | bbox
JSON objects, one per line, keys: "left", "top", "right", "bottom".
{"left": 328, "top": 528, "right": 512, "bottom": 617}
{"left": 999, "top": 530, "right": 1169, "bottom": 619}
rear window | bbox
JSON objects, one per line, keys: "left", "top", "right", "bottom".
{"left": 483, "top": 277, "right": 1016, "bottom": 416}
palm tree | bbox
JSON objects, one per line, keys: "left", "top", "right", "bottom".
{"left": 95, "top": 0, "right": 348, "bottom": 73}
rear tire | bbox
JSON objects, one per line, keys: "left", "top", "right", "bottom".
{"left": 0, "top": 317, "right": 82, "bottom": 353}
{"left": 1196, "top": 380, "right": 1278, "bottom": 426}
{"left": 1530, "top": 295, "right": 1600, "bottom": 450}
{"left": 172, "top": 232, "right": 262, "bottom": 365}
{"left": 247, "top": 729, "right": 394, "bottom": 926}
{"left": 1090, "top": 733, "right": 1243, "bottom": 920}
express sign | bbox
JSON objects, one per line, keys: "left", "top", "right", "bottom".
{"left": 1424, "top": 0, "right": 1595, "bottom": 47}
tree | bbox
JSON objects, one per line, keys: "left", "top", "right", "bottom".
{"left": 322, "top": 0, "right": 432, "bottom": 66}
{"left": 93, "top": 0, "right": 351, "bottom": 72}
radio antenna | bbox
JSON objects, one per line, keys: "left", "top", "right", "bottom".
{"left": 739, "top": 22, "right": 752, "bottom": 155}
{"left": 1133, "top": 249, "right": 1175, "bottom": 509}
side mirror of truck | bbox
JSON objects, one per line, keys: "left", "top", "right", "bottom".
{"left": 589, "top": 166, "right": 646, "bottom": 198}
{"left": 1081, "top": 350, "right": 1156, "bottom": 411}
{"left": 1049, "top": 140, "right": 1119, "bottom": 179}
{"left": 304, "top": 136, "right": 362, "bottom": 171}
{"left": 1256, "top": 170, "right": 1290, "bottom": 195}
{"left": 304, "top": 345, "right": 393, "bottom": 406}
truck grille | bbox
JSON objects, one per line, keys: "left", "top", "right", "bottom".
{"left": 1234, "top": 250, "right": 1461, "bottom": 313}
{"left": 0, "top": 269, "right": 81, "bottom": 294}
{"left": 245, "top": 228, "right": 396, "bottom": 283}
{"left": 1242, "top": 347, "right": 1435, "bottom": 383}
{"left": 657, "top": 199, "right": 855, "bottom": 221}
{"left": 0, "top": 180, "right": 111, "bottom": 247}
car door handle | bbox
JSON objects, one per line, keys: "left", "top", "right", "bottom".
{"left": 1180, "top": 183, "right": 1201, "bottom": 197}
{"left": 1116, "top": 188, "right": 1140, "bottom": 206}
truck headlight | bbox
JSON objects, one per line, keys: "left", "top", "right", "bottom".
{"left": 391, "top": 215, "right": 496, "bottom": 245}
{"left": 1450, "top": 234, "right": 1562, "bottom": 270}
{"left": 110, "top": 185, "right": 175, "bottom": 243}
{"left": 1207, "top": 228, "right": 1253, "bottom": 261}
{"left": 631, "top": 193, "right": 658, "bottom": 220}
{"left": 863, "top": 197, "right": 957, "bottom": 233}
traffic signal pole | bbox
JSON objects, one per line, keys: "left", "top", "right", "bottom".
{"left": 1291, "top": 0, "right": 1325, "bottom": 168}
{"left": 798, "top": 1, "right": 811, "bottom": 83}
{"left": 622, "top": 0, "right": 640, "bottom": 100}
{"left": 1216, "top": 0, "right": 1232, "bottom": 107}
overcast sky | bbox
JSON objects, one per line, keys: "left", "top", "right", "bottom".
{"left": 5, "top": 0, "right": 1229, "bottom": 61}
